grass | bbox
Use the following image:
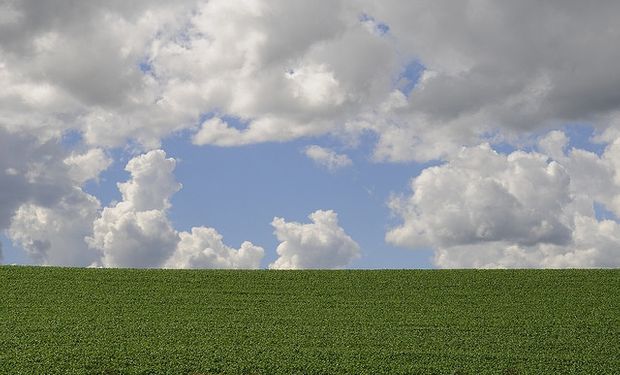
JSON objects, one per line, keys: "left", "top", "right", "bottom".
{"left": 0, "top": 267, "right": 618, "bottom": 374}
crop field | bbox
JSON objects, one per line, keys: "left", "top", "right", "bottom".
{"left": 0, "top": 267, "right": 618, "bottom": 374}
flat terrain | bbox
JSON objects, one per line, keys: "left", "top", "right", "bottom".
{"left": 0, "top": 267, "right": 618, "bottom": 374}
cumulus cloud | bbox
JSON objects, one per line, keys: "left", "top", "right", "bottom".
{"left": 87, "top": 149, "right": 264, "bottom": 269}
{"left": 90, "top": 209, "right": 179, "bottom": 268}
{"left": 360, "top": 0, "right": 620, "bottom": 161}
{"left": 304, "top": 145, "right": 352, "bottom": 172}
{"left": 270, "top": 210, "right": 360, "bottom": 269}
{"left": 192, "top": 117, "right": 242, "bottom": 147}
{"left": 2, "top": 0, "right": 620, "bottom": 158}
{"left": 387, "top": 131, "right": 620, "bottom": 268}
{"left": 0, "top": 129, "right": 109, "bottom": 266}
{"left": 87, "top": 150, "right": 181, "bottom": 267}
{"left": 64, "top": 148, "right": 112, "bottom": 184}
{"left": 3, "top": 145, "right": 263, "bottom": 268}
{"left": 0, "top": 129, "right": 74, "bottom": 229}
{"left": 165, "top": 227, "right": 264, "bottom": 269}
{"left": 8, "top": 188, "right": 101, "bottom": 266}
{"left": 0, "top": 0, "right": 393, "bottom": 149}
{"left": 3, "top": 1, "right": 620, "bottom": 269}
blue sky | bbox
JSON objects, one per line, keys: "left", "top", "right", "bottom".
{"left": 2, "top": 132, "right": 438, "bottom": 268}
{"left": 1, "top": 122, "right": 610, "bottom": 268}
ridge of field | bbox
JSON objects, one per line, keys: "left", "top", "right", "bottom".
{"left": 1, "top": 267, "right": 618, "bottom": 374}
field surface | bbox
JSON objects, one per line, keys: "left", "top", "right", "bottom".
{"left": 0, "top": 267, "right": 618, "bottom": 374}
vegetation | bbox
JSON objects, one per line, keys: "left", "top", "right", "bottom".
{"left": 1, "top": 267, "right": 618, "bottom": 374}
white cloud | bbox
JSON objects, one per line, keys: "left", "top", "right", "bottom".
{"left": 3, "top": 1, "right": 620, "bottom": 159}
{"left": 304, "top": 145, "right": 352, "bottom": 172}
{"left": 165, "top": 227, "right": 264, "bottom": 269}
{"left": 90, "top": 208, "right": 179, "bottom": 268}
{"left": 117, "top": 150, "right": 181, "bottom": 211}
{"left": 286, "top": 64, "right": 346, "bottom": 108}
{"left": 357, "top": 1, "right": 620, "bottom": 161}
{"left": 0, "top": 130, "right": 108, "bottom": 266}
{"left": 0, "top": 0, "right": 399, "bottom": 150}
{"left": 87, "top": 150, "right": 181, "bottom": 268}
{"left": 9, "top": 188, "right": 102, "bottom": 266}
{"left": 387, "top": 144, "right": 572, "bottom": 249}
{"left": 433, "top": 215, "right": 620, "bottom": 268}
{"left": 0, "top": 128, "right": 94, "bottom": 232}
{"left": 387, "top": 131, "right": 620, "bottom": 268}
{"left": 192, "top": 117, "right": 244, "bottom": 147}
{"left": 64, "top": 148, "right": 112, "bottom": 184}
{"left": 3, "top": 1, "right": 620, "bottom": 269}
{"left": 87, "top": 149, "right": 265, "bottom": 269}
{"left": 270, "top": 210, "right": 360, "bottom": 269}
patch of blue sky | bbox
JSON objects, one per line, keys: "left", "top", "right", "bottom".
{"left": 376, "top": 22, "right": 390, "bottom": 35}
{"left": 594, "top": 201, "right": 618, "bottom": 221}
{"left": 487, "top": 123, "right": 605, "bottom": 156}
{"left": 562, "top": 123, "right": 606, "bottom": 155}
{"left": 60, "top": 129, "right": 84, "bottom": 148}
{"left": 359, "top": 13, "right": 390, "bottom": 36}
{"left": 0, "top": 234, "right": 34, "bottom": 265}
{"left": 161, "top": 131, "right": 435, "bottom": 269}
{"left": 396, "top": 60, "right": 425, "bottom": 97}
{"left": 198, "top": 111, "right": 251, "bottom": 130}
{"left": 81, "top": 147, "right": 129, "bottom": 207}
{"left": 482, "top": 130, "right": 519, "bottom": 155}
{"left": 61, "top": 130, "right": 130, "bottom": 207}
{"left": 138, "top": 59, "right": 154, "bottom": 76}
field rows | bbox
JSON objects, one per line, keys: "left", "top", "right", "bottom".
{"left": 1, "top": 267, "right": 618, "bottom": 374}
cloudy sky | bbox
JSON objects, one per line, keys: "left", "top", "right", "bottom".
{"left": 1, "top": 0, "right": 620, "bottom": 269}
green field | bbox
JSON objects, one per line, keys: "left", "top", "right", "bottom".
{"left": 0, "top": 267, "right": 618, "bottom": 374}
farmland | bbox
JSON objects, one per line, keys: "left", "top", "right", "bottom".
{"left": 0, "top": 267, "right": 618, "bottom": 374}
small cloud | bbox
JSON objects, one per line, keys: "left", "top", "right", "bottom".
{"left": 64, "top": 148, "right": 112, "bottom": 184}
{"left": 304, "top": 145, "right": 352, "bottom": 172}
{"left": 270, "top": 209, "right": 361, "bottom": 269}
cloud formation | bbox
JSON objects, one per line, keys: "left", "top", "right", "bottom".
{"left": 0, "top": 129, "right": 75, "bottom": 230}
{"left": 64, "top": 148, "right": 112, "bottom": 185}
{"left": 304, "top": 145, "right": 352, "bottom": 172}
{"left": 387, "top": 131, "right": 620, "bottom": 268}
{"left": 86, "top": 150, "right": 264, "bottom": 269}
{"left": 87, "top": 150, "right": 180, "bottom": 267}
{"left": 9, "top": 188, "right": 101, "bottom": 266}
{"left": 2, "top": 1, "right": 620, "bottom": 268}
{"left": 165, "top": 227, "right": 263, "bottom": 269}
{"left": 1, "top": 129, "right": 106, "bottom": 266}
{"left": 360, "top": 0, "right": 620, "bottom": 161}
{"left": 3, "top": 0, "right": 620, "bottom": 157}
{"left": 270, "top": 210, "right": 360, "bottom": 269}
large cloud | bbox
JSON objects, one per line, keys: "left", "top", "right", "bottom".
{"left": 270, "top": 210, "right": 360, "bottom": 269}
{"left": 87, "top": 149, "right": 264, "bottom": 269}
{"left": 0, "top": 129, "right": 74, "bottom": 229}
{"left": 361, "top": 0, "right": 620, "bottom": 161}
{"left": 165, "top": 227, "right": 263, "bottom": 269}
{"left": 0, "top": 0, "right": 395, "bottom": 149}
{"left": 1, "top": 129, "right": 108, "bottom": 266}
{"left": 3, "top": 1, "right": 620, "bottom": 269}
{"left": 3, "top": 1, "right": 620, "bottom": 157}
{"left": 87, "top": 150, "right": 181, "bottom": 267}
{"left": 387, "top": 131, "right": 620, "bottom": 268}
{"left": 8, "top": 188, "right": 102, "bottom": 266}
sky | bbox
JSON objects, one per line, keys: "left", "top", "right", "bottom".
{"left": 1, "top": 0, "right": 620, "bottom": 269}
